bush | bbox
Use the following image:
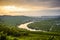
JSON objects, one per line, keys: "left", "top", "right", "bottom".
{"left": 0, "top": 32, "right": 7, "bottom": 40}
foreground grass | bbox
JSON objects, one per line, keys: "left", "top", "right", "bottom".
{"left": 1, "top": 31, "right": 60, "bottom": 40}
{"left": 0, "top": 28, "right": 60, "bottom": 40}
{"left": 6, "top": 32, "right": 60, "bottom": 40}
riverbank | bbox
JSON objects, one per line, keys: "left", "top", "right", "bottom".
{"left": 18, "top": 22, "right": 46, "bottom": 32}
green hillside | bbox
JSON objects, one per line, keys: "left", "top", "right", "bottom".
{"left": 28, "top": 18, "right": 60, "bottom": 32}
{"left": 0, "top": 15, "right": 32, "bottom": 26}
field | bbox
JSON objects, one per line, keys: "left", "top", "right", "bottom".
{"left": 28, "top": 18, "right": 60, "bottom": 32}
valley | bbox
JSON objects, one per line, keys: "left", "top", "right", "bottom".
{"left": 0, "top": 15, "right": 60, "bottom": 40}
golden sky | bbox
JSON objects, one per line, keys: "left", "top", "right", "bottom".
{"left": 0, "top": 0, "right": 60, "bottom": 16}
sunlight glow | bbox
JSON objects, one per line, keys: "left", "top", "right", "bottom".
{"left": 3, "top": 6, "right": 16, "bottom": 11}
{"left": 2, "top": 6, "right": 32, "bottom": 12}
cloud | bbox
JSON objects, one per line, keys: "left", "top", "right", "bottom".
{"left": 24, "top": 0, "right": 60, "bottom": 8}
{"left": 0, "top": 0, "right": 60, "bottom": 8}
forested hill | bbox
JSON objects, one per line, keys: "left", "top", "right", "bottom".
{"left": 0, "top": 15, "right": 32, "bottom": 26}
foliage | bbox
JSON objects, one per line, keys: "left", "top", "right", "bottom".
{"left": 28, "top": 18, "right": 60, "bottom": 32}
{"left": 0, "top": 16, "right": 60, "bottom": 40}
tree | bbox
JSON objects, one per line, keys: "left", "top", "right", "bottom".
{"left": 0, "top": 32, "right": 7, "bottom": 40}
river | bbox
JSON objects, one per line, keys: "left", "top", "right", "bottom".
{"left": 18, "top": 22, "right": 46, "bottom": 32}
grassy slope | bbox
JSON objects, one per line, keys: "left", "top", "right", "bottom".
{"left": 0, "top": 15, "right": 32, "bottom": 26}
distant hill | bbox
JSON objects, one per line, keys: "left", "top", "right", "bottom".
{"left": 0, "top": 15, "right": 32, "bottom": 26}
{"left": 0, "top": 15, "right": 60, "bottom": 26}
{"left": 41, "top": 16, "right": 60, "bottom": 18}
{"left": 30, "top": 16, "right": 60, "bottom": 21}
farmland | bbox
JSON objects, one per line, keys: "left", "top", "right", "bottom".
{"left": 28, "top": 18, "right": 60, "bottom": 32}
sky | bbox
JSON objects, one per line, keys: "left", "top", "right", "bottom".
{"left": 0, "top": 0, "right": 60, "bottom": 16}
